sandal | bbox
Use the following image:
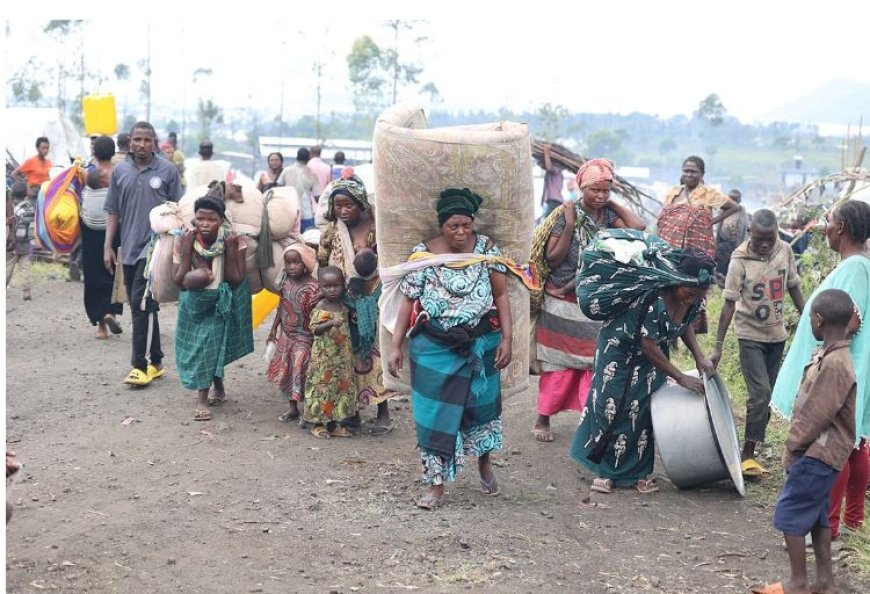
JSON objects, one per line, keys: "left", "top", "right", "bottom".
{"left": 310, "top": 425, "right": 331, "bottom": 439}
{"left": 328, "top": 425, "right": 352, "bottom": 438}
{"left": 590, "top": 478, "right": 613, "bottom": 494}
{"left": 369, "top": 423, "right": 394, "bottom": 436}
{"left": 103, "top": 316, "right": 123, "bottom": 335}
{"left": 741, "top": 458, "right": 770, "bottom": 478}
{"left": 415, "top": 493, "right": 444, "bottom": 511}
{"left": 123, "top": 368, "right": 152, "bottom": 386}
{"left": 635, "top": 478, "right": 659, "bottom": 494}
{"left": 193, "top": 409, "right": 212, "bottom": 422}
{"left": 480, "top": 475, "right": 500, "bottom": 496}
{"left": 278, "top": 410, "right": 300, "bottom": 423}
{"left": 147, "top": 364, "right": 165, "bottom": 379}
{"left": 207, "top": 394, "right": 226, "bottom": 407}
{"left": 751, "top": 583, "right": 785, "bottom": 594}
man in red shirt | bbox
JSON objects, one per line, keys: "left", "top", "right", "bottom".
{"left": 12, "top": 137, "right": 52, "bottom": 198}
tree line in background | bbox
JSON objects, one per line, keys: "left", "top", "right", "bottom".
{"left": 7, "top": 20, "right": 843, "bottom": 192}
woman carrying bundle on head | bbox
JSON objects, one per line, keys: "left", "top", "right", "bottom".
{"left": 173, "top": 194, "right": 254, "bottom": 422}
{"left": 532, "top": 159, "right": 646, "bottom": 443}
{"left": 570, "top": 237, "right": 716, "bottom": 495}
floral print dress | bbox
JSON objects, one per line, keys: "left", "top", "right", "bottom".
{"left": 303, "top": 304, "right": 357, "bottom": 424}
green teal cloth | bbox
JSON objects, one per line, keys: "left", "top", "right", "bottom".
{"left": 410, "top": 328, "right": 502, "bottom": 462}
{"left": 175, "top": 280, "right": 254, "bottom": 390}
{"left": 576, "top": 228, "right": 712, "bottom": 320}
{"left": 772, "top": 254, "right": 870, "bottom": 441}
{"left": 346, "top": 283, "right": 381, "bottom": 358}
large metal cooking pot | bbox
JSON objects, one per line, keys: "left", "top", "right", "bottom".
{"left": 650, "top": 372, "right": 745, "bottom": 496}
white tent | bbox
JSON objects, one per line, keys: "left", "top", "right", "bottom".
{"left": 5, "top": 107, "right": 90, "bottom": 165}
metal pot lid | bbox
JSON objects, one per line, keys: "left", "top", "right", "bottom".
{"left": 703, "top": 372, "right": 746, "bottom": 496}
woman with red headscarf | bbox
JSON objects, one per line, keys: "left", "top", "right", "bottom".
{"left": 532, "top": 159, "right": 646, "bottom": 442}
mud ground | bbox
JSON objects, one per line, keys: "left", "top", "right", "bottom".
{"left": 5, "top": 274, "right": 869, "bottom": 593}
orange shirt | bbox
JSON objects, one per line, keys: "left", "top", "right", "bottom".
{"left": 18, "top": 155, "right": 53, "bottom": 186}
{"left": 663, "top": 184, "right": 729, "bottom": 211}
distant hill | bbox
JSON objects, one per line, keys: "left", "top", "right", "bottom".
{"left": 763, "top": 79, "right": 870, "bottom": 125}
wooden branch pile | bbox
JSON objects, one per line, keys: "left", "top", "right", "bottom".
{"left": 531, "top": 139, "right": 660, "bottom": 218}
{"left": 7, "top": 149, "right": 20, "bottom": 178}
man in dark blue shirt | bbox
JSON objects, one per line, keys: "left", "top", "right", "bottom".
{"left": 104, "top": 121, "right": 183, "bottom": 386}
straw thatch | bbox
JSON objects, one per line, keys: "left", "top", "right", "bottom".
{"left": 531, "top": 139, "right": 659, "bottom": 218}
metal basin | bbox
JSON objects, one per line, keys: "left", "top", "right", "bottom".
{"left": 650, "top": 372, "right": 745, "bottom": 496}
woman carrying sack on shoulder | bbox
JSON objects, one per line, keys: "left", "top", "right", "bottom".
{"left": 532, "top": 159, "right": 645, "bottom": 443}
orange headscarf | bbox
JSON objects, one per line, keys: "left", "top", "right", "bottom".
{"left": 575, "top": 158, "right": 615, "bottom": 189}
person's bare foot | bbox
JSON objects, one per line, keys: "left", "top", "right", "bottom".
{"left": 807, "top": 581, "right": 836, "bottom": 594}
{"left": 208, "top": 379, "right": 226, "bottom": 406}
{"left": 371, "top": 401, "right": 393, "bottom": 435}
{"left": 532, "top": 415, "right": 554, "bottom": 442}
{"left": 94, "top": 322, "right": 109, "bottom": 340}
{"left": 416, "top": 484, "right": 445, "bottom": 510}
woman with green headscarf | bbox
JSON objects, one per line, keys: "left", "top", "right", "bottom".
{"left": 387, "top": 188, "right": 516, "bottom": 510}
{"left": 318, "top": 167, "right": 392, "bottom": 434}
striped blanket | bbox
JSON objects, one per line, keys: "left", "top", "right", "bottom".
{"left": 35, "top": 163, "right": 84, "bottom": 255}
{"left": 409, "top": 327, "right": 502, "bottom": 461}
{"left": 175, "top": 280, "right": 254, "bottom": 390}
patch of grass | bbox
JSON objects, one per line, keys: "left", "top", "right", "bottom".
{"left": 7, "top": 259, "right": 68, "bottom": 287}
{"left": 846, "top": 527, "right": 870, "bottom": 576}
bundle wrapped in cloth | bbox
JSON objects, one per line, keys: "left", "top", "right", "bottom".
{"left": 34, "top": 162, "right": 85, "bottom": 255}
{"left": 576, "top": 228, "right": 712, "bottom": 320}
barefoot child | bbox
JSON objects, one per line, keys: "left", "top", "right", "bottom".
{"left": 710, "top": 209, "right": 804, "bottom": 477}
{"left": 753, "top": 289, "right": 856, "bottom": 594}
{"left": 173, "top": 195, "right": 254, "bottom": 421}
{"left": 305, "top": 266, "right": 356, "bottom": 438}
{"left": 266, "top": 244, "right": 321, "bottom": 422}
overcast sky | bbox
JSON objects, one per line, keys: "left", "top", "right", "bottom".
{"left": 5, "top": 1, "right": 870, "bottom": 124}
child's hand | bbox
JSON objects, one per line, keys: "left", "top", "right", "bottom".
{"left": 267, "top": 329, "right": 277, "bottom": 343}
{"left": 387, "top": 349, "right": 403, "bottom": 378}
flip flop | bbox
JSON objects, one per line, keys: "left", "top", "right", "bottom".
{"left": 369, "top": 423, "right": 394, "bottom": 436}
{"left": 415, "top": 493, "right": 444, "bottom": 511}
{"left": 635, "top": 478, "right": 659, "bottom": 494}
{"left": 103, "top": 316, "right": 123, "bottom": 335}
{"left": 207, "top": 393, "right": 226, "bottom": 407}
{"left": 480, "top": 475, "right": 500, "bottom": 496}
{"left": 741, "top": 458, "right": 770, "bottom": 478}
{"left": 751, "top": 583, "right": 784, "bottom": 594}
{"left": 328, "top": 425, "right": 353, "bottom": 438}
{"left": 278, "top": 410, "right": 300, "bottom": 423}
{"left": 193, "top": 409, "right": 212, "bottom": 422}
{"left": 310, "top": 425, "right": 330, "bottom": 439}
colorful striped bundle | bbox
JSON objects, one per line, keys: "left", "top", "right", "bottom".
{"left": 35, "top": 162, "right": 85, "bottom": 255}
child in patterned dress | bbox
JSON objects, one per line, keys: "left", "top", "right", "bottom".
{"left": 304, "top": 266, "right": 357, "bottom": 438}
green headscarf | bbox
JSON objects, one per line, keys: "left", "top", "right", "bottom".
{"left": 436, "top": 188, "right": 483, "bottom": 225}
{"left": 326, "top": 167, "right": 370, "bottom": 221}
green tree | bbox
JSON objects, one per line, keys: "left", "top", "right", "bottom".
{"left": 44, "top": 20, "right": 85, "bottom": 115}
{"left": 419, "top": 82, "right": 441, "bottom": 103}
{"left": 658, "top": 137, "right": 677, "bottom": 153}
{"left": 695, "top": 93, "right": 727, "bottom": 126}
{"left": 8, "top": 58, "right": 44, "bottom": 106}
{"left": 347, "top": 35, "right": 387, "bottom": 116}
{"left": 585, "top": 129, "right": 630, "bottom": 163}
{"left": 382, "top": 19, "right": 425, "bottom": 105}
{"left": 536, "top": 102, "right": 569, "bottom": 142}
{"left": 197, "top": 99, "right": 223, "bottom": 141}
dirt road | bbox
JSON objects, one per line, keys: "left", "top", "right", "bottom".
{"left": 5, "top": 276, "right": 868, "bottom": 593}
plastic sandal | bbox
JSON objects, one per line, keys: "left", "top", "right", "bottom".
{"left": 590, "top": 478, "right": 613, "bottom": 494}
{"left": 310, "top": 425, "right": 331, "bottom": 439}
{"left": 741, "top": 458, "right": 770, "bottom": 478}
{"left": 635, "top": 478, "right": 659, "bottom": 494}
{"left": 480, "top": 475, "right": 500, "bottom": 496}
{"left": 123, "top": 368, "right": 152, "bottom": 386}
{"left": 328, "top": 425, "right": 352, "bottom": 438}
{"left": 146, "top": 364, "right": 165, "bottom": 379}
{"left": 415, "top": 493, "right": 444, "bottom": 510}
{"left": 103, "top": 316, "right": 123, "bottom": 335}
{"left": 193, "top": 409, "right": 212, "bottom": 422}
